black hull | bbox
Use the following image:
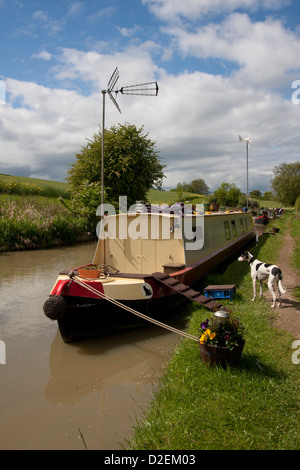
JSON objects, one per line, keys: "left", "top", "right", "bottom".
{"left": 255, "top": 216, "right": 269, "bottom": 225}
{"left": 57, "top": 293, "right": 188, "bottom": 342}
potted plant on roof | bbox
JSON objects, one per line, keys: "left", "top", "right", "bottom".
{"left": 198, "top": 310, "right": 245, "bottom": 368}
{"left": 78, "top": 264, "right": 102, "bottom": 279}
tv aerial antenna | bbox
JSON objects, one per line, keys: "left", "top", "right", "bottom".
{"left": 101, "top": 68, "right": 159, "bottom": 206}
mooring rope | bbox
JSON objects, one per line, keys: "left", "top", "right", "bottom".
{"left": 70, "top": 274, "right": 199, "bottom": 342}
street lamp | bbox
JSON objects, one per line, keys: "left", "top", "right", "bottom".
{"left": 238, "top": 135, "right": 251, "bottom": 209}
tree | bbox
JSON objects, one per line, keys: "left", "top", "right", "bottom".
{"left": 176, "top": 178, "right": 209, "bottom": 195}
{"left": 250, "top": 190, "right": 262, "bottom": 199}
{"left": 189, "top": 178, "right": 209, "bottom": 195}
{"left": 270, "top": 162, "right": 300, "bottom": 206}
{"left": 67, "top": 123, "right": 165, "bottom": 213}
{"left": 213, "top": 182, "right": 242, "bottom": 207}
{"left": 262, "top": 191, "right": 274, "bottom": 200}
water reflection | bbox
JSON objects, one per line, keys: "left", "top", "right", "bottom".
{"left": 45, "top": 326, "right": 178, "bottom": 406}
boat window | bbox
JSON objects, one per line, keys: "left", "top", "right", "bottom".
{"left": 224, "top": 221, "right": 231, "bottom": 240}
{"left": 240, "top": 218, "right": 245, "bottom": 233}
{"left": 231, "top": 220, "right": 237, "bottom": 237}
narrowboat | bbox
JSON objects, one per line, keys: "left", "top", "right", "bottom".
{"left": 43, "top": 204, "right": 255, "bottom": 342}
{"left": 254, "top": 211, "right": 269, "bottom": 225}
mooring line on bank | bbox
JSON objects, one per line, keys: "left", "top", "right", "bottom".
{"left": 70, "top": 274, "right": 199, "bottom": 342}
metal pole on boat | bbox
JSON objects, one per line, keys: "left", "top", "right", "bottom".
{"left": 100, "top": 69, "right": 159, "bottom": 262}
{"left": 101, "top": 68, "right": 121, "bottom": 208}
{"left": 100, "top": 68, "right": 159, "bottom": 207}
{"left": 238, "top": 135, "right": 251, "bottom": 209}
{"left": 101, "top": 90, "right": 105, "bottom": 209}
{"left": 246, "top": 139, "right": 249, "bottom": 209}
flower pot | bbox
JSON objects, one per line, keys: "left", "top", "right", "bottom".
{"left": 78, "top": 267, "right": 102, "bottom": 279}
{"left": 199, "top": 342, "right": 244, "bottom": 368}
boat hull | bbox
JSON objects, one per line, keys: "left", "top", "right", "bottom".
{"left": 57, "top": 293, "right": 187, "bottom": 343}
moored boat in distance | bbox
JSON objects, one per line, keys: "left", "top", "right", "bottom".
{"left": 43, "top": 204, "right": 255, "bottom": 342}
{"left": 254, "top": 211, "right": 269, "bottom": 226}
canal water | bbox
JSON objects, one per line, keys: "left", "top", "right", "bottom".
{"left": 0, "top": 243, "right": 183, "bottom": 450}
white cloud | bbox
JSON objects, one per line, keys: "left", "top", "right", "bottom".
{"left": 116, "top": 26, "right": 141, "bottom": 38}
{"left": 87, "top": 7, "right": 116, "bottom": 23}
{"left": 0, "top": 78, "right": 101, "bottom": 180}
{"left": 51, "top": 44, "right": 161, "bottom": 92}
{"left": 32, "top": 10, "right": 49, "bottom": 23}
{"left": 66, "top": 1, "right": 85, "bottom": 18}
{"left": 143, "top": 0, "right": 291, "bottom": 21}
{"left": 161, "top": 13, "right": 300, "bottom": 89}
{"left": 1, "top": 46, "right": 299, "bottom": 193}
{"left": 31, "top": 50, "right": 52, "bottom": 61}
{"left": 147, "top": 71, "right": 300, "bottom": 191}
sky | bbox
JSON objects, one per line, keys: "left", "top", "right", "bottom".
{"left": 1, "top": 0, "right": 300, "bottom": 195}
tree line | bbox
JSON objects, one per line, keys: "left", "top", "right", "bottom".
{"left": 176, "top": 164, "right": 299, "bottom": 208}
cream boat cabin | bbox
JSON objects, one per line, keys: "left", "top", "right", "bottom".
{"left": 43, "top": 209, "right": 255, "bottom": 342}
{"left": 93, "top": 210, "right": 254, "bottom": 277}
{"left": 93, "top": 212, "right": 186, "bottom": 275}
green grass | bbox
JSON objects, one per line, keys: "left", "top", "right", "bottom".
{"left": 0, "top": 175, "right": 89, "bottom": 249}
{"left": 147, "top": 189, "right": 208, "bottom": 205}
{"left": 128, "top": 213, "right": 300, "bottom": 450}
{"left": 258, "top": 199, "right": 294, "bottom": 210}
{"left": 147, "top": 192, "right": 290, "bottom": 210}
{"left": 0, "top": 173, "right": 70, "bottom": 198}
{"left": 0, "top": 174, "right": 289, "bottom": 208}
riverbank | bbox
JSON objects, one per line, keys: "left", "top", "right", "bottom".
{"left": 0, "top": 194, "right": 93, "bottom": 251}
{"left": 128, "top": 212, "right": 300, "bottom": 450}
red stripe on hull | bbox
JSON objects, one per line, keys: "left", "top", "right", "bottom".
{"left": 50, "top": 279, "right": 104, "bottom": 298}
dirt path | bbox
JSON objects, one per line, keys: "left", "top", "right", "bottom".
{"left": 270, "top": 227, "right": 300, "bottom": 339}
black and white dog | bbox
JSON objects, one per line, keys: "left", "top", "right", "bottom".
{"left": 238, "top": 251, "right": 286, "bottom": 308}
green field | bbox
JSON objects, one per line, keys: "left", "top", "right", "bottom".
{"left": 0, "top": 173, "right": 284, "bottom": 208}
{"left": 147, "top": 189, "right": 207, "bottom": 205}
{"left": 0, "top": 173, "right": 70, "bottom": 198}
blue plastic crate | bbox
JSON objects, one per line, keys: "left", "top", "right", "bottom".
{"left": 204, "top": 285, "right": 236, "bottom": 300}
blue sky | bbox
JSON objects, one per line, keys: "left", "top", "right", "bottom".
{"left": 1, "top": 0, "right": 300, "bottom": 194}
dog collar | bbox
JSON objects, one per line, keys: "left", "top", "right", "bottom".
{"left": 249, "top": 256, "right": 255, "bottom": 264}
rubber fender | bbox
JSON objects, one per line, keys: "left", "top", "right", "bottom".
{"left": 43, "top": 295, "right": 67, "bottom": 321}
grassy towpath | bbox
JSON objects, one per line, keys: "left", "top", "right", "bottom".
{"left": 128, "top": 212, "right": 300, "bottom": 450}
